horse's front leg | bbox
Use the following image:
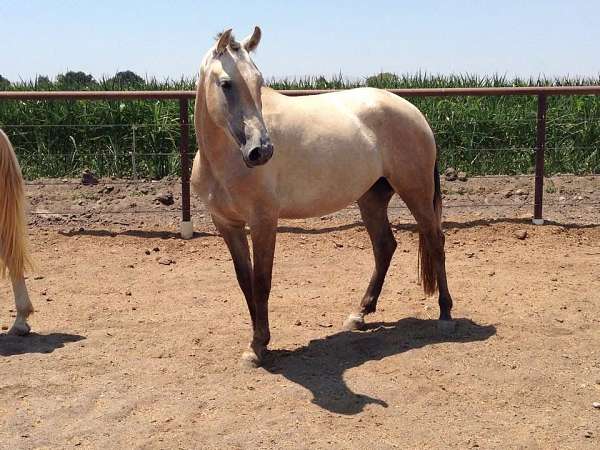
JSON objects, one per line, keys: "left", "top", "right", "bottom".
{"left": 9, "top": 276, "right": 33, "bottom": 336}
{"left": 242, "top": 215, "right": 277, "bottom": 368}
{"left": 213, "top": 219, "right": 255, "bottom": 327}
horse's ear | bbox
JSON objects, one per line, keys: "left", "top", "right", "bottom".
{"left": 215, "top": 29, "right": 233, "bottom": 55}
{"left": 242, "top": 26, "right": 262, "bottom": 53}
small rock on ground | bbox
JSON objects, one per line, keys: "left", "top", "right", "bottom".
{"left": 81, "top": 169, "right": 98, "bottom": 186}
{"left": 98, "top": 185, "right": 115, "bottom": 194}
{"left": 515, "top": 230, "right": 528, "bottom": 240}
{"left": 445, "top": 167, "right": 457, "bottom": 181}
{"left": 155, "top": 193, "right": 174, "bottom": 206}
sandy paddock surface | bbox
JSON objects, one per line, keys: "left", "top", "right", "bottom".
{"left": 1, "top": 176, "right": 599, "bottom": 449}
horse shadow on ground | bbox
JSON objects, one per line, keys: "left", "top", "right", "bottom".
{"left": 272, "top": 217, "right": 600, "bottom": 237}
{"left": 264, "top": 318, "right": 496, "bottom": 415}
{"left": 58, "top": 229, "right": 216, "bottom": 239}
{"left": 0, "top": 332, "right": 85, "bottom": 357}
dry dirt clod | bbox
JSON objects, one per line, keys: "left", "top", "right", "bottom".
{"left": 81, "top": 169, "right": 99, "bottom": 186}
{"left": 158, "top": 257, "right": 174, "bottom": 266}
{"left": 155, "top": 193, "right": 174, "bottom": 206}
{"left": 445, "top": 167, "right": 457, "bottom": 181}
{"left": 515, "top": 230, "right": 528, "bottom": 240}
{"left": 99, "top": 185, "right": 115, "bottom": 194}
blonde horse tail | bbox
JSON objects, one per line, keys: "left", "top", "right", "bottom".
{"left": 0, "top": 129, "right": 31, "bottom": 280}
{"left": 418, "top": 159, "right": 442, "bottom": 296}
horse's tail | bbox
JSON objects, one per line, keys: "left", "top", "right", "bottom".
{"left": 432, "top": 158, "right": 443, "bottom": 223}
{"left": 418, "top": 158, "right": 442, "bottom": 296}
{"left": 0, "top": 129, "right": 31, "bottom": 280}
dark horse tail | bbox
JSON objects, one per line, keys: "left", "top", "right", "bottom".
{"left": 433, "top": 159, "right": 442, "bottom": 221}
{"left": 418, "top": 159, "right": 443, "bottom": 296}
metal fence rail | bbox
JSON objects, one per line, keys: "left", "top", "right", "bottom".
{"left": 2, "top": 86, "right": 600, "bottom": 237}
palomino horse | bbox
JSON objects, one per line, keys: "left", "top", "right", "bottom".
{"left": 192, "top": 27, "right": 454, "bottom": 367}
{"left": 0, "top": 129, "right": 33, "bottom": 335}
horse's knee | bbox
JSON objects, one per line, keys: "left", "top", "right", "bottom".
{"left": 374, "top": 232, "right": 397, "bottom": 262}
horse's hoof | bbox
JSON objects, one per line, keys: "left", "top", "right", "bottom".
{"left": 437, "top": 320, "right": 456, "bottom": 335}
{"left": 343, "top": 314, "right": 366, "bottom": 331}
{"left": 240, "top": 350, "right": 262, "bottom": 369}
{"left": 8, "top": 321, "right": 31, "bottom": 336}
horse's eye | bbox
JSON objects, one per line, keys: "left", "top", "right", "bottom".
{"left": 220, "top": 79, "right": 232, "bottom": 89}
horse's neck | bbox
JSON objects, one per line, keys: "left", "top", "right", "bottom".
{"left": 261, "top": 86, "right": 286, "bottom": 111}
{"left": 194, "top": 88, "right": 235, "bottom": 172}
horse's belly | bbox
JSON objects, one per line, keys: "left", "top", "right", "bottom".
{"left": 277, "top": 150, "right": 382, "bottom": 219}
{"left": 279, "top": 191, "right": 371, "bottom": 219}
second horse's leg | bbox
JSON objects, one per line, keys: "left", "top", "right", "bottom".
{"left": 9, "top": 276, "right": 33, "bottom": 336}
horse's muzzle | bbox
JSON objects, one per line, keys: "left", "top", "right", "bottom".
{"left": 244, "top": 143, "right": 274, "bottom": 168}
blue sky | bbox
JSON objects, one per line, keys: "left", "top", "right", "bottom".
{"left": 1, "top": 0, "right": 598, "bottom": 82}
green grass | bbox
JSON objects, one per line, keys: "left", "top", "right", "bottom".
{"left": 1, "top": 73, "right": 599, "bottom": 179}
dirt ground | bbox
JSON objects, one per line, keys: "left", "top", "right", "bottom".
{"left": 1, "top": 175, "right": 599, "bottom": 449}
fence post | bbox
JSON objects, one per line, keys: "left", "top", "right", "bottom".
{"left": 533, "top": 93, "right": 547, "bottom": 225}
{"left": 130, "top": 124, "right": 138, "bottom": 180}
{"left": 179, "top": 98, "right": 193, "bottom": 239}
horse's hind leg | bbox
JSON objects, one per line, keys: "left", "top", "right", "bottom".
{"left": 9, "top": 276, "right": 33, "bottom": 336}
{"left": 403, "top": 196, "right": 454, "bottom": 332}
{"left": 386, "top": 163, "right": 454, "bottom": 332}
{"left": 343, "top": 178, "right": 396, "bottom": 331}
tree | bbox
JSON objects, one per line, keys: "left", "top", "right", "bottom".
{"left": 35, "top": 75, "right": 52, "bottom": 88}
{"left": 110, "top": 70, "right": 145, "bottom": 87}
{"left": 366, "top": 72, "right": 400, "bottom": 88}
{"left": 0, "top": 75, "right": 10, "bottom": 90}
{"left": 56, "top": 71, "right": 96, "bottom": 89}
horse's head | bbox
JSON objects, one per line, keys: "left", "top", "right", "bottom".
{"left": 200, "top": 26, "right": 273, "bottom": 168}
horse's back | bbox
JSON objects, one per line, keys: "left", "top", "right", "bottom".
{"left": 314, "top": 87, "right": 438, "bottom": 184}
{"left": 262, "top": 88, "right": 435, "bottom": 218}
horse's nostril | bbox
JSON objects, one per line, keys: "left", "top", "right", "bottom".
{"left": 248, "top": 147, "right": 262, "bottom": 162}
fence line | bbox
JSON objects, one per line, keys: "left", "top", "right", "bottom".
{"left": 22, "top": 172, "right": 600, "bottom": 187}
{"left": 28, "top": 201, "right": 598, "bottom": 219}
{"left": 3, "top": 86, "right": 600, "bottom": 236}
